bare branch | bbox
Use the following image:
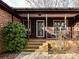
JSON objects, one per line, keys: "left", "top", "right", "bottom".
{"left": 25, "top": 0, "right": 79, "bottom": 8}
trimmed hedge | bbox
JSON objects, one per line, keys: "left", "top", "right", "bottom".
{"left": 1, "top": 21, "right": 27, "bottom": 52}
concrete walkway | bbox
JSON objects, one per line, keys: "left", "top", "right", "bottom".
{"left": 15, "top": 52, "right": 79, "bottom": 59}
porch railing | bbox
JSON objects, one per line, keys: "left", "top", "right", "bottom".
{"left": 45, "top": 27, "right": 79, "bottom": 40}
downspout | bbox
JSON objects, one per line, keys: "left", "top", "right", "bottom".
{"left": 12, "top": 15, "right": 13, "bottom": 22}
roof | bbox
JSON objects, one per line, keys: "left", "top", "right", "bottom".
{"left": 1, "top": 0, "right": 79, "bottom": 19}
{"left": 14, "top": 8, "right": 79, "bottom": 14}
{"left": 14, "top": 8, "right": 79, "bottom": 11}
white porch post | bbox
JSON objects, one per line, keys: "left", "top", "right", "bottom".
{"left": 28, "top": 13, "right": 30, "bottom": 39}
{"left": 65, "top": 15, "right": 67, "bottom": 30}
{"left": 46, "top": 14, "right": 47, "bottom": 39}
{"left": 65, "top": 15, "right": 67, "bottom": 37}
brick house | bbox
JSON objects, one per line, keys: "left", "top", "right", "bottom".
{"left": 0, "top": 0, "right": 79, "bottom": 39}
{"left": 0, "top": 0, "right": 79, "bottom": 52}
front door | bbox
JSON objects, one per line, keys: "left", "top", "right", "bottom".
{"left": 36, "top": 20, "right": 45, "bottom": 37}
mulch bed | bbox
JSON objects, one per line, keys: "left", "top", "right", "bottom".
{"left": 0, "top": 52, "right": 20, "bottom": 59}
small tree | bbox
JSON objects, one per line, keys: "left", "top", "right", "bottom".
{"left": 2, "top": 21, "right": 27, "bottom": 52}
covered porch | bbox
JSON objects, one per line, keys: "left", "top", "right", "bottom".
{"left": 14, "top": 8, "right": 79, "bottom": 39}
{"left": 24, "top": 14, "right": 79, "bottom": 39}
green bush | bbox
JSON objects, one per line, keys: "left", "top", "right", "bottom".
{"left": 2, "top": 21, "right": 27, "bottom": 52}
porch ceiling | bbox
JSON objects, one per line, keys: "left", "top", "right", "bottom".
{"left": 19, "top": 13, "right": 78, "bottom": 18}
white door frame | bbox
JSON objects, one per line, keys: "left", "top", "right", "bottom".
{"left": 36, "top": 20, "right": 45, "bottom": 37}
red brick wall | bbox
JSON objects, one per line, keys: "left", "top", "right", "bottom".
{"left": 0, "top": 8, "right": 12, "bottom": 27}
{"left": 0, "top": 8, "right": 21, "bottom": 27}
{"left": 13, "top": 16, "right": 21, "bottom": 22}
{"left": 0, "top": 8, "right": 21, "bottom": 53}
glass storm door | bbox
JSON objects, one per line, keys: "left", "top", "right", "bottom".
{"left": 36, "top": 20, "right": 45, "bottom": 37}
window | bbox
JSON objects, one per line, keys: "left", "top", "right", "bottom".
{"left": 53, "top": 20, "right": 66, "bottom": 33}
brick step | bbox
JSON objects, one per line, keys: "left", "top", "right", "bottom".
{"left": 23, "top": 48, "right": 36, "bottom": 52}
{"left": 25, "top": 45, "right": 40, "bottom": 48}
{"left": 28, "top": 39, "right": 47, "bottom": 42}
{"left": 27, "top": 41, "right": 44, "bottom": 45}
{"left": 23, "top": 39, "right": 47, "bottom": 52}
{"left": 25, "top": 46, "right": 40, "bottom": 49}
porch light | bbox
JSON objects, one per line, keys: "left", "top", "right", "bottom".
{"left": 38, "top": 14, "right": 41, "bottom": 16}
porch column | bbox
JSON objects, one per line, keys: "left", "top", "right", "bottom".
{"left": 28, "top": 13, "right": 30, "bottom": 39}
{"left": 65, "top": 15, "right": 67, "bottom": 30}
{"left": 46, "top": 14, "right": 48, "bottom": 39}
{"left": 64, "top": 16, "right": 68, "bottom": 39}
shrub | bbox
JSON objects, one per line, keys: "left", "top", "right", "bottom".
{"left": 2, "top": 21, "right": 27, "bottom": 52}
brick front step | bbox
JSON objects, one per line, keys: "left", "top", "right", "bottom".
{"left": 25, "top": 45, "right": 40, "bottom": 49}
{"left": 27, "top": 42, "right": 44, "bottom": 45}
{"left": 22, "top": 49, "right": 35, "bottom": 52}
{"left": 28, "top": 39, "right": 47, "bottom": 42}
{"left": 22, "top": 39, "right": 46, "bottom": 52}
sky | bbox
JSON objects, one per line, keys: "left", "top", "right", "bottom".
{"left": 2, "top": 0, "right": 79, "bottom": 8}
{"left": 2, "top": 0, "right": 31, "bottom": 8}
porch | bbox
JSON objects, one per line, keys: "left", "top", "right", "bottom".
{"left": 23, "top": 14, "right": 79, "bottom": 39}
